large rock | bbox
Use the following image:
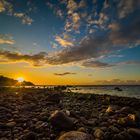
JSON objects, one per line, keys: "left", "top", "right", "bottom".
{"left": 127, "top": 128, "right": 140, "bottom": 138}
{"left": 112, "top": 132, "right": 133, "bottom": 140}
{"left": 58, "top": 131, "right": 93, "bottom": 140}
{"left": 49, "top": 110, "right": 74, "bottom": 130}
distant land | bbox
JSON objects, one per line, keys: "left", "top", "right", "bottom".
{"left": 0, "top": 75, "right": 34, "bottom": 86}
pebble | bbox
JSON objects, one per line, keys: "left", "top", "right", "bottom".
{"left": 19, "top": 132, "right": 37, "bottom": 140}
{"left": 6, "top": 121, "right": 16, "bottom": 127}
{"left": 94, "top": 128, "right": 104, "bottom": 139}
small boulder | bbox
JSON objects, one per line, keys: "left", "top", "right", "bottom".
{"left": 127, "top": 128, "right": 140, "bottom": 138}
{"left": 113, "top": 131, "right": 133, "bottom": 140}
{"left": 58, "top": 131, "right": 93, "bottom": 140}
{"left": 49, "top": 110, "right": 74, "bottom": 130}
{"left": 94, "top": 128, "right": 104, "bottom": 139}
{"left": 118, "top": 107, "right": 133, "bottom": 114}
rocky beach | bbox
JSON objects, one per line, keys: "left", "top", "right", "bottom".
{"left": 0, "top": 87, "right": 140, "bottom": 140}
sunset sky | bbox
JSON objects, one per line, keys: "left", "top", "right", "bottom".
{"left": 0, "top": 0, "right": 140, "bottom": 85}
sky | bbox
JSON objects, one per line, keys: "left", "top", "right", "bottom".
{"left": 0, "top": 0, "right": 140, "bottom": 85}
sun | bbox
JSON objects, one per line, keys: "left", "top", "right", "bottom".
{"left": 17, "top": 77, "right": 24, "bottom": 83}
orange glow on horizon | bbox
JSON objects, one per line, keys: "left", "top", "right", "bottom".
{"left": 17, "top": 77, "right": 24, "bottom": 83}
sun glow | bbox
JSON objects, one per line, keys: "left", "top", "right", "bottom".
{"left": 17, "top": 77, "right": 24, "bottom": 83}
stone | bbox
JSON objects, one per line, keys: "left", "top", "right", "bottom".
{"left": 49, "top": 110, "right": 74, "bottom": 130}
{"left": 109, "top": 125, "right": 119, "bottom": 133}
{"left": 47, "top": 93, "right": 60, "bottom": 103}
{"left": 106, "top": 105, "right": 119, "bottom": 114}
{"left": 78, "top": 127, "right": 87, "bottom": 133}
{"left": 0, "top": 122, "right": 7, "bottom": 129}
{"left": 112, "top": 133, "right": 125, "bottom": 140}
{"left": 118, "top": 107, "right": 133, "bottom": 114}
{"left": 94, "top": 128, "right": 104, "bottom": 139}
{"left": 117, "top": 117, "right": 136, "bottom": 127}
{"left": 6, "top": 121, "right": 16, "bottom": 128}
{"left": 0, "top": 138, "right": 8, "bottom": 140}
{"left": 127, "top": 128, "right": 140, "bottom": 138}
{"left": 58, "top": 131, "right": 93, "bottom": 140}
{"left": 87, "top": 119, "right": 97, "bottom": 126}
{"left": 20, "top": 132, "right": 37, "bottom": 140}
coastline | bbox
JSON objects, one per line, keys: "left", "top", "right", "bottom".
{"left": 0, "top": 88, "right": 140, "bottom": 139}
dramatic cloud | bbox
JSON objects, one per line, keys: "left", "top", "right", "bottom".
{"left": 0, "top": 35, "right": 15, "bottom": 45}
{"left": 55, "top": 36, "right": 74, "bottom": 47}
{"left": 0, "top": 50, "right": 47, "bottom": 66}
{"left": 0, "top": 0, "right": 140, "bottom": 69}
{"left": 47, "top": 36, "right": 115, "bottom": 65}
{"left": 0, "top": 49, "right": 140, "bottom": 68}
{"left": 54, "top": 72, "right": 76, "bottom": 76}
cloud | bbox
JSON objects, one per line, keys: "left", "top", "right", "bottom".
{"left": 81, "top": 60, "right": 113, "bottom": 68}
{"left": 81, "top": 59, "right": 140, "bottom": 68}
{"left": 0, "top": 0, "right": 12, "bottom": 14}
{"left": 21, "top": 15, "right": 33, "bottom": 25}
{"left": 47, "top": 36, "right": 115, "bottom": 65}
{"left": 54, "top": 72, "right": 76, "bottom": 76}
{"left": 46, "top": 1, "right": 64, "bottom": 18}
{"left": 14, "top": 12, "right": 33, "bottom": 25}
{"left": 0, "top": 50, "right": 47, "bottom": 66}
{"left": 118, "top": 60, "right": 140, "bottom": 65}
{"left": 94, "top": 79, "right": 140, "bottom": 85}
{"left": 55, "top": 36, "right": 74, "bottom": 47}
{"left": 117, "top": 0, "right": 140, "bottom": 18}
{"left": 0, "top": 35, "right": 15, "bottom": 45}
{"left": 0, "top": 49, "right": 140, "bottom": 68}
{"left": 0, "top": 0, "right": 5, "bottom": 12}
{"left": 92, "top": 13, "right": 109, "bottom": 28}
{"left": 109, "top": 10, "right": 140, "bottom": 45}
{"left": 67, "top": 0, "right": 78, "bottom": 12}
{"left": 0, "top": 0, "right": 33, "bottom": 25}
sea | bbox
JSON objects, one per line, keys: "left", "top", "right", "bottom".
{"left": 68, "top": 85, "right": 140, "bottom": 99}
{"left": 32, "top": 85, "right": 140, "bottom": 99}
{"left": 3, "top": 85, "right": 140, "bottom": 99}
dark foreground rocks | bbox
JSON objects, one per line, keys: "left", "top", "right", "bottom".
{"left": 58, "top": 131, "right": 92, "bottom": 140}
{"left": 0, "top": 87, "right": 140, "bottom": 140}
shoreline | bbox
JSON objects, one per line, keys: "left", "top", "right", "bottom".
{"left": 0, "top": 88, "right": 140, "bottom": 139}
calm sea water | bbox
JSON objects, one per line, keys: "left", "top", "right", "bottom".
{"left": 4, "top": 85, "right": 140, "bottom": 99}
{"left": 68, "top": 85, "right": 140, "bottom": 99}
